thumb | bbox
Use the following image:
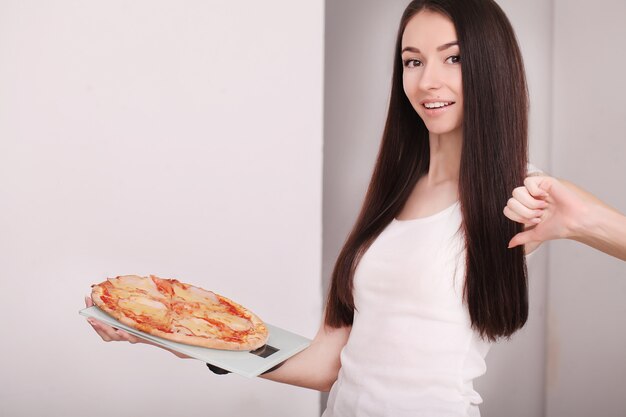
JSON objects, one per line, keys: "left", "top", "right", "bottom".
{"left": 525, "top": 176, "right": 551, "bottom": 198}
{"left": 508, "top": 230, "right": 536, "bottom": 248}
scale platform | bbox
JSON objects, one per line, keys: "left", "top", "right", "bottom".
{"left": 79, "top": 306, "right": 311, "bottom": 378}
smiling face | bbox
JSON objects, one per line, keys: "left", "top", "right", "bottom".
{"left": 401, "top": 10, "right": 463, "bottom": 136}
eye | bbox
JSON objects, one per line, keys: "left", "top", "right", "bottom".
{"left": 403, "top": 59, "right": 422, "bottom": 68}
{"left": 445, "top": 55, "right": 461, "bottom": 64}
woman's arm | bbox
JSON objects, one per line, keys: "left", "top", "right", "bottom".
{"left": 504, "top": 176, "right": 626, "bottom": 261}
{"left": 85, "top": 296, "right": 350, "bottom": 390}
{"left": 260, "top": 323, "right": 350, "bottom": 392}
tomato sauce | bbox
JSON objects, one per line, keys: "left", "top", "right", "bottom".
{"left": 218, "top": 298, "right": 249, "bottom": 319}
{"left": 152, "top": 276, "right": 175, "bottom": 297}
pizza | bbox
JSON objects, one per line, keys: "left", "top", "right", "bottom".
{"left": 90, "top": 275, "right": 269, "bottom": 351}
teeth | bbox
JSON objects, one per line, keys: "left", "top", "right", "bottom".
{"left": 424, "top": 101, "right": 452, "bottom": 109}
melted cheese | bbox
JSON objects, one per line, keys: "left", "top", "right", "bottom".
{"left": 211, "top": 312, "right": 253, "bottom": 331}
{"left": 174, "top": 317, "right": 220, "bottom": 337}
{"left": 118, "top": 296, "right": 168, "bottom": 320}
{"left": 111, "top": 275, "right": 165, "bottom": 300}
{"left": 173, "top": 285, "right": 219, "bottom": 305}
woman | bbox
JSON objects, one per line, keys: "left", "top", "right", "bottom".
{"left": 88, "top": 1, "right": 535, "bottom": 415}
{"left": 318, "top": 0, "right": 532, "bottom": 415}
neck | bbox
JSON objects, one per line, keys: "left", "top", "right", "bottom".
{"left": 426, "top": 129, "right": 462, "bottom": 186}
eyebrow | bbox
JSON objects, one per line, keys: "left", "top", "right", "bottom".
{"left": 401, "top": 41, "right": 459, "bottom": 54}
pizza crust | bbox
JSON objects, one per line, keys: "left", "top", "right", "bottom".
{"left": 90, "top": 275, "right": 269, "bottom": 350}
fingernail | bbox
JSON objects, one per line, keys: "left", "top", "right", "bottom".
{"left": 532, "top": 218, "right": 542, "bottom": 223}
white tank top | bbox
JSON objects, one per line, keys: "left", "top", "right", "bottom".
{"left": 323, "top": 201, "right": 490, "bottom": 417}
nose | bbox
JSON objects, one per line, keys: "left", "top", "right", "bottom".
{"left": 418, "top": 62, "right": 443, "bottom": 91}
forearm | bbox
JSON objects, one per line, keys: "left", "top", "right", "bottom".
{"left": 259, "top": 325, "right": 349, "bottom": 392}
{"left": 573, "top": 201, "right": 626, "bottom": 261}
{"left": 260, "top": 344, "right": 338, "bottom": 391}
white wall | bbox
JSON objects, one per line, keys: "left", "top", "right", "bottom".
{"left": 323, "top": 0, "right": 551, "bottom": 416}
{"left": 0, "top": 1, "right": 323, "bottom": 416}
{"left": 547, "top": 1, "right": 626, "bottom": 416}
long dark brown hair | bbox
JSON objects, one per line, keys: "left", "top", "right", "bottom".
{"left": 325, "top": 0, "right": 529, "bottom": 341}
